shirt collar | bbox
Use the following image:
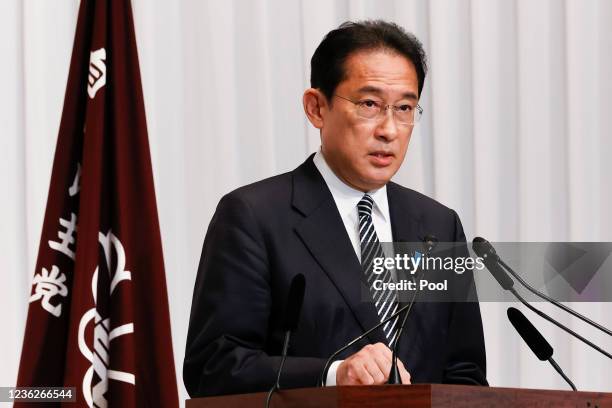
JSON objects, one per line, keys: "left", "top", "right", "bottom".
{"left": 313, "top": 149, "right": 389, "bottom": 222}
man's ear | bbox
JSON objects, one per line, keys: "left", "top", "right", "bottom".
{"left": 303, "top": 88, "right": 328, "bottom": 129}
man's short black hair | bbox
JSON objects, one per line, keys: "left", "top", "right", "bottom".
{"left": 310, "top": 20, "right": 428, "bottom": 101}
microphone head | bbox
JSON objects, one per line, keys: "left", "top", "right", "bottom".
{"left": 472, "top": 237, "right": 514, "bottom": 290}
{"left": 422, "top": 234, "right": 439, "bottom": 254}
{"left": 472, "top": 237, "right": 499, "bottom": 260}
{"left": 507, "top": 307, "right": 554, "bottom": 361}
{"left": 282, "top": 274, "right": 306, "bottom": 331}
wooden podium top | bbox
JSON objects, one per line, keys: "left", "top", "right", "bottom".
{"left": 186, "top": 384, "right": 612, "bottom": 408}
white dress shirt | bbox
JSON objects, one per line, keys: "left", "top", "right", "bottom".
{"left": 312, "top": 149, "right": 395, "bottom": 386}
{"left": 313, "top": 150, "right": 394, "bottom": 259}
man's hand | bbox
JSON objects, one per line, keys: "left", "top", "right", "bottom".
{"left": 336, "top": 342, "right": 411, "bottom": 385}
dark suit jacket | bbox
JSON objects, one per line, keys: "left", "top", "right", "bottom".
{"left": 184, "top": 155, "right": 487, "bottom": 397}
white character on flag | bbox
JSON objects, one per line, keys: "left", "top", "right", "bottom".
{"left": 79, "top": 230, "right": 135, "bottom": 408}
{"left": 29, "top": 266, "right": 68, "bottom": 317}
{"left": 88, "top": 48, "right": 106, "bottom": 99}
{"left": 69, "top": 163, "right": 81, "bottom": 196}
{"left": 48, "top": 212, "right": 78, "bottom": 260}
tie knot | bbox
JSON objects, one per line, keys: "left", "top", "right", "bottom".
{"left": 357, "top": 194, "right": 374, "bottom": 217}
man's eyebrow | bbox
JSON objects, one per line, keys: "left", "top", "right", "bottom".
{"left": 355, "top": 86, "right": 418, "bottom": 101}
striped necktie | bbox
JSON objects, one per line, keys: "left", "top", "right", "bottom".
{"left": 357, "top": 193, "right": 399, "bottom": 346}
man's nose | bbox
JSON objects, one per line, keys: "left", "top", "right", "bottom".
{"left": 374, "top": 107, "right": 399, "bottom": 142}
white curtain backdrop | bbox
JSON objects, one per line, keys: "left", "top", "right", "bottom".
{"left": 2, "top": 0, "right": 611, "bottom": 403}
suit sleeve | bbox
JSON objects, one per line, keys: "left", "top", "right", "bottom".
{"left": 442, "top": 210, "right": 488, "bottom": 385}
{"left": 183, "top": 192, "right": 326, "bottom": 397}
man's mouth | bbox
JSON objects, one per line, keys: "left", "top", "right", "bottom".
{"left": 368, "top": 151, "right": 394, "bottom": 166}
{"left": 370, "top": 151, "right": 393, "bottom": 158}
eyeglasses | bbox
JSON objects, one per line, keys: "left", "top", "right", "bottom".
{"left": 334, "top": 94, "right": 423, "bottom": 125}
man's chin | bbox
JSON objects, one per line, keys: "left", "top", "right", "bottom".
{"left": 359, "top": 173, "right": 394, "bottom": 192}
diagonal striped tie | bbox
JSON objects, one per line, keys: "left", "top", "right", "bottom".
{"left": 357, "top": 194, "right": 399, "bottom": 346}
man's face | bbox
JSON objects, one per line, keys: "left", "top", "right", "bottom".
{"left": 319, "top": 49, "right": 419, "bottom": 192}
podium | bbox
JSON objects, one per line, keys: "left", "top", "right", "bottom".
{"left": 186, "top": 384, "right": 612, "bottom": 407}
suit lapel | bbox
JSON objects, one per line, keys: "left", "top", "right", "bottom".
{"left": 292, "top": 156, "right": 387, "bottom": 345}
{"left": 387, "top": 182, "right": 423, "bottom": 243}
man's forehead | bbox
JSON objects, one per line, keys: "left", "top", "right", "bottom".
{"left": 340, "top": 49, "right": 418, "bottom": 97}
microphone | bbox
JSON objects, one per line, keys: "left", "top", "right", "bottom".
{"left": 265, "top": 274, "right": 306, "bottom": 408}
{"left": 319, "top": 296, "right": 415, "bottom": 386}
{"left": 422, "top": 234, "right": 439, "bottom": 254}
{"left": 507, "top": 307, "right": 577, "bottom": 391}
{"left": 474, "top": 237, "right": 611, "bottom": 336}
{"left": 387, "top": 235, "right": 438, "bottom": 384}
{"left": 282, "top": 273, "right": 306, "bottom": 332}
{"left": 473, "top": 238, "right": 612, "bottom": 360}
{"left": 507, "top": 307, "right": 553, "bottom": 360}
{"left": 319, "top": 235, "right": 438, "bottom": 387}
{"left": 472, "top": 237, "right": 513, "bottom": 290}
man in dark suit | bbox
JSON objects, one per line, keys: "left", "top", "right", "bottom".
{"left": 184, "top": 20, "right": 487, "bottom": 397}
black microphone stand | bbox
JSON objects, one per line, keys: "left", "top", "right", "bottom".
{"left": 507, "top": 307, "right": 577, "bottom": 391}
{"left": 548, "top": 357, "right": 577, "bottom": 391}
{"left": 319, "top": 300, "right": 417, "bottom": 386}
{"left": 388, "top": 236, "right": 438, "bottom": 384}
{"left": 266, "top": 274, "right": 305, "bottom": 408}
{"left": 386, "top": 285, "right": 417, "bottom": 384}
{"left": 509, "top": 287, "right": 612, "bottom": 359}
{"left": 499, "top": 258, "right": 612, "bottom": 336}
{"left": 320, "top": 238, "right": 439, "bottom": 386}
{"left": 265, "top": 330, "right": 291, "bottom": 408}
{"left": 473, "top": 238, "right": 612, "bottom": 359}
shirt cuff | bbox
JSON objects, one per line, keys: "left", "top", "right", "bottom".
{"left": 326, "top": 360, "right": 343, "bottom": 386}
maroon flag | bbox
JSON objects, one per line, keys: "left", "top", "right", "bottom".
{"left": 16, "top": 0, "right": 179, "bottom": 407}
